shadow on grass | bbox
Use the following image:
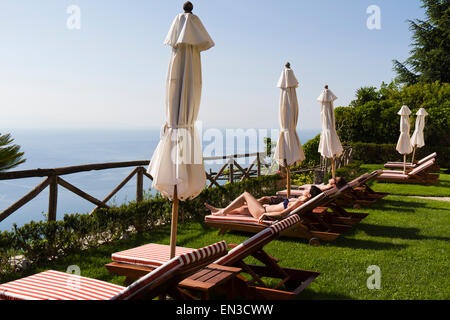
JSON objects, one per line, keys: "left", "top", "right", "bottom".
{"left": 358, "top": 223, "right": 450, "bottom": 242}
{"left": 370, "top": 198, "right": 447, "bottom": 212}
{"left": 297, "top": 289, "right": 353, "bottom": 300}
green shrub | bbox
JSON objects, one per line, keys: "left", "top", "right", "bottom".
{"left": 348, "top": 142, "right": 450, "bottom": 167}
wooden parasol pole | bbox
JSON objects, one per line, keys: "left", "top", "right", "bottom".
{"left": 286, "top": 166, "right": 291, "bottom": 198}
{"left": 331, "top": 156, "right": 336, "bottom": 181}
{"left": 411, "top": 145, "right": 417, "bottom": 164}
{"left": 169, "top": 185, "right": 179, "bottom": 259}
{"left": 403, "top": 154, "right": 407, "bottom": 174}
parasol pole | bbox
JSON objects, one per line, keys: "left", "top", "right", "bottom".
{"left": 286, "top": 166, "right": 291, "bottom": 198}
{"left": 411, "top": 145, "right": 417, "bottom": 164}
{"left": 403, "top": 154, "right": 407, "bottom": 174}
{"left": 331, "top": 156, "right": 336, "bottom": 180}
{"left": 169, "top": 185, "right": 179, "bottom": 259}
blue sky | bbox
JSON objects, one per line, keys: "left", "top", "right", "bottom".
{"left": 0, "top": 0, "right": 425, "bottom": 131}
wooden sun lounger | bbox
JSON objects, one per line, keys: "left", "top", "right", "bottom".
{"left": 376, "top": 158, "right": 439, "bottom": 185}
{"left": 204, "top": 192, "right": 342, "bottom": 245}
{"left": 0, "top": 241, "right": 228, "bottom": 300}
{"left": 384, "top": 152, "right": 439, "bottom": 172}
{"left": 107, "top": 215, "right": 320, "bottom": 300}
{"left": 277, "top": 171, "right": 384, "bottom": 208}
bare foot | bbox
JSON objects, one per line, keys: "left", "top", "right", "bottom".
{"left": 204, "top": 203, "right": 225, "bottom": 216}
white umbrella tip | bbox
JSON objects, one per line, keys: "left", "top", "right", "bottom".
{"left": 417, "top": 107, "right": 429, "bottom": 116}
{"left": 398, "top": 105, "right": 412, "bottom": 115}
{"left": 183, "top": 1, "right": 193, "bottom": 13}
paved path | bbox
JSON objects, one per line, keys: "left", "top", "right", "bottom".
{"left": 408, "top": 196, "right": 450, "bottom": 202}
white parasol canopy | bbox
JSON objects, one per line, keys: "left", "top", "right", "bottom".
{"left": 147, "top": 11, "right": 214, "bottom": 201}
{"left": 317, "top": 87, "right": 343, "bottom": 159}
{"left": 273, "top": 65, "right": 305, "bottom": 167}
{"left": 395, "top": 105, "right": 413, "bottom": 155}
{"left": 410, "top": 107, "right": 428, "bottom": 149}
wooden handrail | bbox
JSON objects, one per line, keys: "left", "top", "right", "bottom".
{"left": 0, "top": 153, "right": 265, "bottom": 224}
{"left": 0, "top": 160, "right": 150, "bottom": 181}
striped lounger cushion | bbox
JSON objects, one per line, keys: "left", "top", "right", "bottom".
{"left": 215, "top": 215, "right": 301, "bottom": 266}
{"left": 205, "top": 214, "right": 274, "bottom": 227}
{"left": 112, "top": 243, "right": 196, "bottom": 268}
{"left": 0, "top": 270, "right": 125, "bottom": 300}
{"left": 0, "top": 241, "right": 228, "bottom": 300}
{"left": 112, "top": 240, "right": 228, "bottom": 300}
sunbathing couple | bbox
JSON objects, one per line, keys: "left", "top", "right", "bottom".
{"left": 205, "top": 178, "right": 346, "bottom": 222}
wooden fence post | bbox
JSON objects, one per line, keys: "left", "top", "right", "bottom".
{"left": 256, "top": 153, "right": 261, "bottom": 177}
{"left": 229, "top": 162, "right": 234, "bottom": 184}
{"left": 48, "top": 175, "right": 58, "bottom": 221}
{"left": 136, "top": 167, "right": 143, "bottom": 203}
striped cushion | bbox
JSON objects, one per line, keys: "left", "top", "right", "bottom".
{"left": 205, "top": 214, "right": 274, "bottom": 227}
{"left": 113, "top": 241, "right": 228, "bottom": 300}
{"left": 379, "top": 173, "right": 409, "bottom": 179}
{"left": 0, "top": 241, "right": 228, "bottom": 301}
{"left": 409, "top": 159, "right": 435, "bottom": 176}
{"left": 215, "top": 229, "right": 273, "bottom": 266}
{"left": 417, "top": 152, "right": 437, "bottom": 165}
{"left": 0, "top": 270, "right": 125, "bottom": 300}
{"left": 269, "top": 214, "right": 301, "bottom": 234}
{"left": 112, "top": 243, "right": 195, "bottom": 268}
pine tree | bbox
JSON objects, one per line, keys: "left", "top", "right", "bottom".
{"left": 393, "top": 0, "right": 450, "bottom": 85}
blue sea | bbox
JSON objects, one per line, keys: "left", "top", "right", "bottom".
{"left": 0, "top": 128, "right": 319, "bottom": 231}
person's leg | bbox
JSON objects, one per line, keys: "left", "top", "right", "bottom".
{"left": 242, "top": 191, "right": 265, "bottom": 219}
{"left": 205, "top": 192, "right": 248, "bottom": 216}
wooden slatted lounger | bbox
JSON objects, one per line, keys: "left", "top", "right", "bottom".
{"left": 0, "top": 241, "right": 227, "bottom": 300}
{"left": 384, "top": 152, "right": 439, "bottom": 172}
{"left": 204, "top": 192, "right": 342, "bottom": 244}
{"left": 278, "top": 171, "right": 384, "bottom": 207}
{"left": 107, "top": 215, "right": 320, "bottom": 300}
{"left": 376, "top": 158, "right": 439, "bottom": 185}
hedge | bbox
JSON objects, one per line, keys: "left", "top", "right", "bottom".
{"left": 0, "top": 174, "right": 283, "bottom": 274}
{"left": 348, "top": 142, "right": 450, "bottom": 168}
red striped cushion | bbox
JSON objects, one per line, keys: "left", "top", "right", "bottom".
{"left": 215, "top": 229, "right": 273, "bottom": 266}
{"left": 269, "top": 214, "right": 301, "bottom": 234}
{"left": 417, "top": 152, "right": 437, "bottom": 165}
{"left": 0, "top": 270, "right": 125, "bottom": 300}
{"left": 205, "top": 214, "right": 274, "bottom": 226}
{"left": 379, "top": 173, "right": 409, "bottom": 179}
{"left": 113, "top": 241, "right": 228, "bottom": 300}
{"left": 112, "top": 243, "right": 195, "bottom": 268}
{"left": 409, "top": 159, "right": 435, "bottom": 176}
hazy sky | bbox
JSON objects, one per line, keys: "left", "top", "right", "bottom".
{"left": 0, "top": 0, "right": 424, "bottom": 131}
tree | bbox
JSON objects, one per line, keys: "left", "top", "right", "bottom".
{"left": 349, "top": 86, "right": 382, "bottom": 107}
{"left": 0, "top": 133, "right": 26, "bottom": 171}
{"left": 393, "top": 0, "right": 450, "bottom": 85}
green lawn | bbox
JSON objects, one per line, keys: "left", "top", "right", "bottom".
{"left": 2, "top": 168, "right": 450, "bottom": 300}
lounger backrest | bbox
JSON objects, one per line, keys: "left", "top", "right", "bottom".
{"left": 417, "top": 152, "right": 437, "bottom": 165}
{"left": 288, "top": 192, "right": 328, "bottom": 216}
{"left": 408, "top": 159, "right": 435, "bottom": 176}
{"left": 111, "top": 241, "right": 228, "bottom": 300}
{"left": 215, "top": 213, "right": 302, "bottom": 267}
{"left": 348, "top": 173, "right": 370, "bottom": 187}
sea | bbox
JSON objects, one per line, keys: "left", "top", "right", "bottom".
{"left": 0, "top": 128, "right": 319, "bottom": 231}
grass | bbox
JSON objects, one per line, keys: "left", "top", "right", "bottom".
{"left": 2, "top": 167, "right": 450, "bottom": 300}
{"left": 362, "top": 164, "right": 450, "bottom": 197}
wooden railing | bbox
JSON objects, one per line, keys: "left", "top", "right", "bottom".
{"left": 0, "top": 153, "right": 266, "bottom": 224}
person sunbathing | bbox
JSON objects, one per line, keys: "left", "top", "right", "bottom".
{"left": 205, "top": 186, "right": 323, "bottom": 222}
{"left": 293, "top": 177, "right": 347, "bottom": 195}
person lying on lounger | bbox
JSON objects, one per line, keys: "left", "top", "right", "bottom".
{"left": 205, "top": 186, "right": 323, "bottom": 222}
{"left": 291, "top": 177, "right": 347, "bottom": 195}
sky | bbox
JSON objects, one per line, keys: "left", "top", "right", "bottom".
{"left": 0, "top": 0, "right": 425, "bottom": 131}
